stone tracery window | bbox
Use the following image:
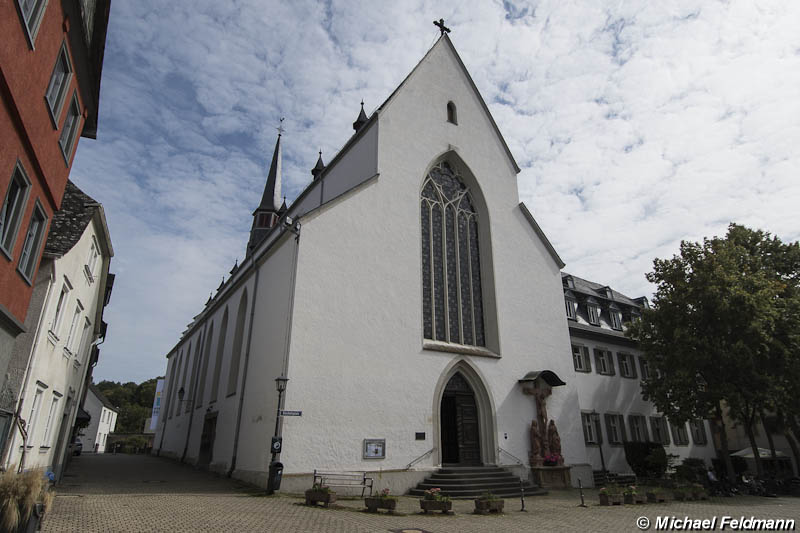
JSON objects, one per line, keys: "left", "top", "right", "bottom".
{"left": 421, "top": 161, "right": 485, "bottom": 346}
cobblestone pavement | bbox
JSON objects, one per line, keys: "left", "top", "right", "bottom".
{"left": 45, "top": 453, "right": 800, "bottom": 532}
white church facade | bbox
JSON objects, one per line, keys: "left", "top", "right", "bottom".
{"left": 154, "top": 34, "right": 714, "bottom": 494}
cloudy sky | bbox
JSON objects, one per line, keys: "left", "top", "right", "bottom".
{"left": 71, "top": 0, "right": 800, "bottom": 383}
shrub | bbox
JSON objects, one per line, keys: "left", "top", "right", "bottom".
{"left": 625, "top": 441, "right": 669, "bottom": 478}
{"left": 674, "top": 458, "right": 707, "bottom": 483}
{"left": 711, "top": 456, "right": 748, "bottom": 477}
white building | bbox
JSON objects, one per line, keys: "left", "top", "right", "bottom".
{"left": 562, "top": 273, "right": 716, "bottom": 478}
{"left": 1, "top": 180, "right": 113, "bottom": 476}
{"left": 80, "top": 383, "right": 117, "bottom": 453}
{"left": 155, "top": 34, "right": 595, "bottom": 494}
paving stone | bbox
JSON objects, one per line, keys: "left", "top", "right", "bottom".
{"left": 44, "top": 454, "right": 800, "bottom": 532}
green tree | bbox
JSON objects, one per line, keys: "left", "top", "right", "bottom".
{"left": 628, "top": 224, "right": 800, "bottom": 480}
{"left": 95, "top": 378, "right": 160, "bottom": 434}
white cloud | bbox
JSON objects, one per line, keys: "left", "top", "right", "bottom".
{"left": 71, "top": 0, "right": 800, "bottom": 382}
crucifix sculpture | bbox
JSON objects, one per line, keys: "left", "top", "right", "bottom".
{"left": 433, "top": 18, "right": 451, "bottom": 36}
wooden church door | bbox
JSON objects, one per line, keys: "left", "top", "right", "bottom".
{"left": 441, "top": 373, "right": 481, "bottom": 465}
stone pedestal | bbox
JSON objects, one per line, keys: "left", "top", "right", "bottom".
{"left": 530, "top": 466, "right": 571, "bottom": 489}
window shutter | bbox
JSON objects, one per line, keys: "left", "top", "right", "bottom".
{"left": 607, "top": 351, "right": 615, "bottom": 375}
{"left": 594, "top": 416, "right": 603, "bottom": 444}
{"left": 583, "top": 346, "right": 591, "bottom": 372}
{"left": 669, "top": 420, "right": 679, "bottom": 444}
{"left": 617, "top": 353, "right": 625, "bottom": 375}
{"left": 629, "top": 355, "right": 637, "bottom": 378}
{"left": 581, "top": 414, "right": 590, "bottom": 443}
{"left": 594, "top": 349, "right": 602, "bottom": 374}
{"left": 604, "top": 414, "right": 613, "bottom": 443}
{"left": 618, "top": 415, "right": 627, "bottom": 442}
{"left": 641, "top": 417, "right": 650, "bottom": 442}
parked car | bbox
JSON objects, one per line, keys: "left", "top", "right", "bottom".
{"left": 71, "top": 437, "right": 83, "bottom": 456}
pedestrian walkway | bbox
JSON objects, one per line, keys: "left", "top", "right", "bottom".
{"left": 44, "top": 453, "right": 800, "bottom": 532}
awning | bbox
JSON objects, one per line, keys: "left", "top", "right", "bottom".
{"left": 75, "top": 407, "right": 91, "bottom": 423}
{"left": 518, "top": 370, "right": 566, "bottom": 387}
{"left": 732, "top": 447, "right": 787, "bottom": 459}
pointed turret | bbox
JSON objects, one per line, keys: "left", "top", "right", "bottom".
{"left": 352, "top": 100, "right": 368, "bottom": 131}
{"left": 279, "top": 196, "right": 287, "bottom": 214}
{"left": 247, "top": 132, "right": 283, "bottom": 255}
{"left": 312, "top": 150, "right": 325, "bottom": 180}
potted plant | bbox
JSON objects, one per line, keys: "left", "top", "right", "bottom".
{"left": 598, "top": 487, "right": 611, "bottom": 506}
{"left": 0, "top": 468, "right": 53, "bottom": 533}
{"left": 365, "top": 488, "right": 397, "bottom": 513}
{"left": 543, "top": 453, "right": 562, "bottom": 466}
{"left": 623, "top": 485, "right": 637, "bottom": 505}
{"left": 419, "top": 487, "right": 453, "bottom": 514}
{"left": 646, "top": 487, "right": 666, "bottom": 503}
{"left": 304, "top": 483, "right": 337, "bottom": 507}
{"left": 474, "top": 491, "right": 504, "bottom": 514}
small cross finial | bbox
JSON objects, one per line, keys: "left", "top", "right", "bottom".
{"left": 319, "top": 149, "right": 322, "bottom": 156}
{"left": 434, "top": 18, "right": 451, "bottom": 36}
{"left": 276, "top": 117, "right": 285, "bottom": 136}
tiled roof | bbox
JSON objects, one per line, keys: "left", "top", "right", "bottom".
{"left": 88, "top": 383, "right": 118, "bottom": 412}
{"left": 43, "top": 180, "right": 99, "bottom": 257}
{"left": 561, "top": 272, "right": 642, "bottom": 307}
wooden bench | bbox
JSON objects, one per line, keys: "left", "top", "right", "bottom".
{"left": 313, "top": 470, "right": 374, "bottom": 498}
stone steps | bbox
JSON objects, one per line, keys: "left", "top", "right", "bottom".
{"left": 409, "top": 465, "right": 547, "bottom": 499}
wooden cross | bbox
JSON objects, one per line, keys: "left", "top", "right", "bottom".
{"left": 434, "top": 18, "right": 451, "bottom": 36}
{"left": 276, "top": 117, "right": 285, "bottom": 136}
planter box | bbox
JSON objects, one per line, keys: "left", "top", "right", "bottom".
{"left": 673, "top": 491, "right": 686, "bottom": 501}
{"left": 692, "top": 490, "right": 708, "bottom": 500}
{"left": 647, "top": 492, "right": 666, "bottom": 503}
{"left": 599, "top": 493, "right": 610, "bottom": 506}
{"left": 305, "top": 489, "right": 337, "bottom": 507}
{"left": 419, "top": 499, "right": 453, "bottom": 514}
{"left": 623, "top": 494, "right": 634, "bottom": 505}
{"left": 364, "top": 497, "right": 397, "bottom": 514}
{"left": 634, "top": 494, "right": 646, "bottom": 504}
{"left": 609, "top": 494, "right": 623, "bottom": 506}
{"left": 474, "top": 499, "right": 504, "bottom": 514}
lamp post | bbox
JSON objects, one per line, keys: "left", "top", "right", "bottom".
{"left": 592, "top": 410, "right": 607, "bottom": 485}
{"left": 267, "top": 376, "right": 289, "bottom": 495}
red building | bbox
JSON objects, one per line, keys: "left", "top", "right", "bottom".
{"left": 0, "top": 1, "right": 110, "bottom": 369}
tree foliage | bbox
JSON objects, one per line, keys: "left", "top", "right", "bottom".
{"left": 627, "top": 224, "right": 800, "bottom": 476}
{"left": 95, "top": 378, "right": 159, "bottom": 434}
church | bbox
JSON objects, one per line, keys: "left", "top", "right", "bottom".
{"left": 154, "top": 32, "right": 594, "bottom": 494}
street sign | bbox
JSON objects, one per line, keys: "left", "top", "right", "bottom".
{"left": 280, "top": 410, "right": 302, "bottom": 416}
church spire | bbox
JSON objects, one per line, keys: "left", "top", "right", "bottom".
{"left": 312, "top": 150, "right": 325, "bottom": 180}
{"left": 247, "top": 124, "right": 284, "bottom": 255}
{"left": 352, "top": 100, "right": 368, "bottom": 131}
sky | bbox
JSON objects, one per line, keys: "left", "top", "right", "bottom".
{"left": 71, "top": 0, "right": 800, "bottom": 383}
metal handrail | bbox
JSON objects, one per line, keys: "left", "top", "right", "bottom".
{"left": 405, "top": 448, "right": 435, "bottom": 470}
{"left": 498, "top": 447, "right": 525, "bottom": 465}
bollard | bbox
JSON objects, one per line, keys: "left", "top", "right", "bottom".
{"left": 519, "top": 478, "right": 527, "bottom": 512}
{"left": 578, "top": 478, "right": 587, "bottom": 507}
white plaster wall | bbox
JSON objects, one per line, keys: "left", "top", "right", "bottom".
{"left": 570, "top": 335, "right": 717, "bottom": 474}
{"left": 7, "top": 219, "right": 108, "bottom": 470}
{"left": 277, "top": 38, "right": 587, "bottom": 489}
{"left": 79, "top": 391, "right": 102, "bottom": 452}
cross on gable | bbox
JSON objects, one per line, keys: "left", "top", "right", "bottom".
{"left": 434, "top": 18, "right": 451, "bottom": 36}
{"left": 276, "top": 117, "right": 285, "bottom": 136}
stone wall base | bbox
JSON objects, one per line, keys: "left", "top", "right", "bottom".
{"left": 531, "top": 465, "right": 571, "bottom": 488}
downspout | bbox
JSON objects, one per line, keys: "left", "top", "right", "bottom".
{"left": 2, "top": 266, "right": 55, "bottom": 471}
{"left": 181, "top": 320, "right": 208, "bottom": 463}
{"left": 228, "top": 261, "right": 261, "bottom": 477}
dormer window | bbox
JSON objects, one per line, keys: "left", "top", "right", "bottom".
{"left": 564, "top": 290, "right": 577, "bottom": 320}
{"left": 630, "top": 308, "right": 641, "bottom": 322}
{"left": 446, "top": 101, "right": 457, "bottom": 124}
{"left": 599, "top": 286, "right": 613, "bottom": 299}
{"left": 609, "top": 303, "right": 622, "bottom": 330}
{"left": 586, "top": 297, "right": 601, "bottom": 326}
{"left": 563, "top": 275, "right": 575, "bottom": 289}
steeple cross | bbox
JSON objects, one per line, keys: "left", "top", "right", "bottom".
{"left": 276, "top": 117, "right": 285, "bottom": 136}
{"left": 434, "top": 18, "right": 451, "bottom": 36}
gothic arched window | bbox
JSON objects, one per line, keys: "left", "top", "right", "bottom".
{"left": 421, "top": 161, "right": 485, "bottom": 346}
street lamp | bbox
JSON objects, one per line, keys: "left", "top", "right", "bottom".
{"left": 591, "top": 410, "right": 607, "bottom": 485}
{"left": 267, "top": 376, "right": 289, "bottom": 495}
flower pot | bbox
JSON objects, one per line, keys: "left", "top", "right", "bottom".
{"left": 420, "top": 499, "right": 453, "bottom": 514}
{"left": 305, "top": 489, "right": 337, "bottom": 507}
{"left": 474, "top": 498, "right": 504, "bottom": 514}
{"left": 599, "top": 493, "right": 610, "bottom": 506}
{"left": 365, "top": 497, "right": 397, "bottom": 513}
{"left": 623, "top": 494, "right": 635, "bottom": 505}
{"left": 634, "top": 494, "right": 646, "bottom": 504}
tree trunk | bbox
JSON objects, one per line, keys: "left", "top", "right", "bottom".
{"left": 784, "top": 429, "right": 800, "bottom": 477}
{"left": 761, "top": 412, "right": 777, "bottom": 476}
{"left": 715, "top": 405, "right": 736, "bottom": 483}
{"left": 743, "top": 412, "right": 764, "bottom": 477}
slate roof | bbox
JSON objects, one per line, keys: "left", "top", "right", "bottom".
{"left": 88, "top": 383, "right": 118, "bottom": 412}
{"left": 43, "top": 180, "right": 99, "bottom": 258}
{"left": 561, "top": 272, "right": 643, "bottom": 308}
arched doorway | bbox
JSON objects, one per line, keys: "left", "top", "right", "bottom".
{"left": 440, "top": 372, "right": 481, "bottom": 465}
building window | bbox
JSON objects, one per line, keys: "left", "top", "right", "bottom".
{"left": 26, "top": 387, "right": 44, "bottom": 446}
{"left": 59, "top": 92, "right": 81, "bottom": 164}
{"left": 421, "top": 161, "right": 485, "bottom": 346}
{"left": 50, "top": 284, "right": 70, "bottom": 338}
{"left": 1, "top": 162, "right": 31, "bottom": 258}
{"left": 639, "top": 356, "right": 650, "bottom": 380}
{"left": 609, "top": 304, "right": 622, "bottom": 330}
{"left": 562, "top": 275, "right": 575, "bottom": 289}
{"left": 628, "top": 415, "right": 649, "bottom": 442}
{"left": 581, "top": 412, "right": 602, "bottom": 444}
{"left": 670, "top": 419, "right": 690, "bottom": 445}
{"left": 649, "top": 416, "right": 670, "bottom": 445}
{"left": 17, "top": 201, "right": 47, "bottom": 283}
{"left": 594, "top": 348, "right": 615, "bottom": 375}
{"left": 41, "top": 396, "right": 59, "bottom": 447}
{"left": 78, "top": 317, "right": 92, "bottom": 358}
{"left": 618, "top": 352, "right": 637, "bottom": 378}
{"left": 45, "top": 43, "right": 73, "bottom": 125}
{"left": 85, "top": 236, "right": 99, "bottom": 283}
{"left": 689, "top": 420, "right": 708, "bottom": 445}
{"left": 15, "top": 0, "right": 48, "bottom": 46}
{"left": 604, "top": 413, "right": 626, "bottom": 445}
{"left": 572, "top": 344, "right": 591, "bottom": 372}
{"left": 64, "top": 301, "right": 83, "bottom": 355}
{"left": 446, "top": 101, "right": 457, "bottom": 124}
{"left": 587, "top": 298, "right": 601, "bottom": 325}
{"left": 564, "top": 290, "right": 577, "bottom": 320}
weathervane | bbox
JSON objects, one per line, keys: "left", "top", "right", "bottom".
{"left": 276, "top": 117, "right": 285, "bottom": 136}
{"left": 434, "top": 18, "right": 451, "bottom": 36}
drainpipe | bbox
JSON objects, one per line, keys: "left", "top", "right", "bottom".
{"left": 181, "top": 321, "right": 208, "bottom": 463}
